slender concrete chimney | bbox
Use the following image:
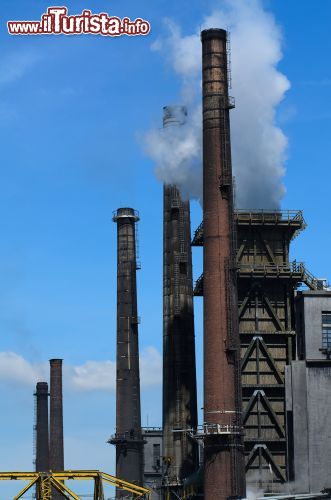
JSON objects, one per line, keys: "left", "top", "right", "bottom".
{"left": 162, "top": 106, "right": 198, "bottom": 494}
{"left": 201, "top": 29, "right": 246, "bottom": 499}
{"left": 111, "top": 208, "right": 144, "bottom": 496}
{"left": 35, "top": 382, "right": 49, "bottom": 472}
{"left": 49, "top": 359, "right": 64, "bottom": 472}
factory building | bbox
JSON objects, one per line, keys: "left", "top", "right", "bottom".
{"left": 295, "top": 290, "right": 331, "bottom": 361}
{"left": 285, "top": 291, "right": 331, "bottom": 494}
{"left": 192, "top": 210, "right": 325, "bottom": 492}
{"left": 142, "top": 428, "right": 163, "bottom": 499}
{"left": 113, "top": 26, "right": 331, "bottom": 500}
{"left": 145, "top": 28, "right": 328, "bottom": 498}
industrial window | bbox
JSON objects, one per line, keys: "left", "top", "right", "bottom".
{"left": 153, "top": 443, "right": 161, "bottom": 469}
{"left": 321, "top": 311, "right": 331, "bottom": 349}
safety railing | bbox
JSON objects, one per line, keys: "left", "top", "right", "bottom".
{"left": 238, "top": 262, "right": 305, "bottom": 275}
{"left": 194, "top": 263, "right": 329, "bottom": 292}
{"left": 234, "top": 209, "right": 306, "bottom": 226}
{"left": 192, "top": 210, "right": 306, "bottom": 246}
{"left": 188, "top": 423, "right": 243, "bottom": 439}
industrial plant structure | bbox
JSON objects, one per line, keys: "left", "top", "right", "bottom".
{"left": 5, "top": 22, "right": 329, "bottom": 500}
{"left": 34, "top": 382, "right": 50, "bottom": 473}
{"left": 193, "top": 210, "right": 325, "bottom": 488}
{"left": 49, "top": 359, "right": 64, "bottom": 474}
{"left": 162, "top": 105, "right": 198, "bottom": 497}
{"left": 286, "top": 291, "right": 331, "bottom": 494}
{"left": 199, "top": 28, "right": 246, "bottom": 500}
{"left": 110, "top": 208, "right": 145, "bottom": 496}
{"left": 34, "top": 360, "right": 64, "bottom": 476}
{"left": 141, "top": 27, "right": 331, "bottom": 500}
{"left": 142, "top": 427, "right": 163, "bottom": 498}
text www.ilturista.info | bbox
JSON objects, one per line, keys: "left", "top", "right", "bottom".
{"left": 7, "top": 7, "right": 151, "bottom": 36}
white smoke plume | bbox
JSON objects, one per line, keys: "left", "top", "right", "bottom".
{"left": 144, "top": 104, "right": 202, "bottom": 200}
{"left": 244, "top": 469, "right": 272, "bottom": 499}
{"left": 0, "top": 347, "right": 162, "bottom": 392}
{"left": 245, "top": 487, "right": 264, "bottom": 500}
{"left": 144, "top": 0, "right": 290, "bottom": 208}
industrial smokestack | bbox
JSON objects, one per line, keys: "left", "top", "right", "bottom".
{"left": 34, "top": 382, "right": 49, "bottom": 472}
{"left": 201, "top": 29, "right": 245, "bottom": 499}
{"left": 111, "top": 208, "right": 144, "bottom": 496}
{"left": 162, "top": 106, "right": 198, "bottom": 494}
{"left": 49, "top": 359, "right": 64, "bottom": 472}
{"left": 163, "top": 105, "right": 187, "bottom": 127}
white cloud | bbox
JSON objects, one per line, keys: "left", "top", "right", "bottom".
{"left": 0, "top": 352, "right": 47, "bottom": 384}
{"left": 145, "top": 0, "right": 290, "bottom": 209}
{"left": 70, "top": 360, "right": 116, "bottom": 391}
{"left": 70, "top": 345, "right": 162, "bottom": 391}
{"left": 0, "top": 347, "right": 162, "bottom": 392}
{"left": 140, "top": 346, "right": 163, "bottom": 387}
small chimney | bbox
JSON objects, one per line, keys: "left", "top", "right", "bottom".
{"left": 49, "top": 359, "right": 64, "bottom": 472}
{"left": 35, "top": 382, "right": 49, "bottom": 472}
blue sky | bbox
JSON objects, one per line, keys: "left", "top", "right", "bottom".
{"left": 0, "top": 0, "right": 330, "bottom": 497}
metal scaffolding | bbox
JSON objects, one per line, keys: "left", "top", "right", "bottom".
{"left": 0, "top": 470, "right": 151, "bottom": 499}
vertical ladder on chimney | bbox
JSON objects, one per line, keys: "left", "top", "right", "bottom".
{"left": 135, "top": 219, "right": 141, "bottom": 270}
{"left": 170, "top": 185, "right": 183, "bottom": 317}
{"left": 219, "top": 99, "right": 231, "bottom": 192}
{"left": 224, "top": 258, "right": 235, "bottom": 352}
{"left": 174, "top": 255, "right": 180, "bottom": 316}
{"left": 33, "top": 390, "right": 37, "bottom": 469}
{"left": 226, "top": 30, "right": 232, "bottom": 89}
{"left": 178, "top": 202, "right": 186, "bottom": 255}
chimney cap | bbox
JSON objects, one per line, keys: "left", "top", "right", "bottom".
{"left": 49, "top": 358, "right": 63, "bottom": 363}
{"left": 36, "top": 381, "right": 49, "bottom": 389}
{"left": 201, "top": 28, "right": 227, "bottom": 41}
{"left": 113, "top": 208, "right": 140, "bottom": 222}
{"left": 163, "top": 105, "right": 187, "bottom": 128}
{"left": 34, "top": 381, "right": 49, "bottom": 395}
